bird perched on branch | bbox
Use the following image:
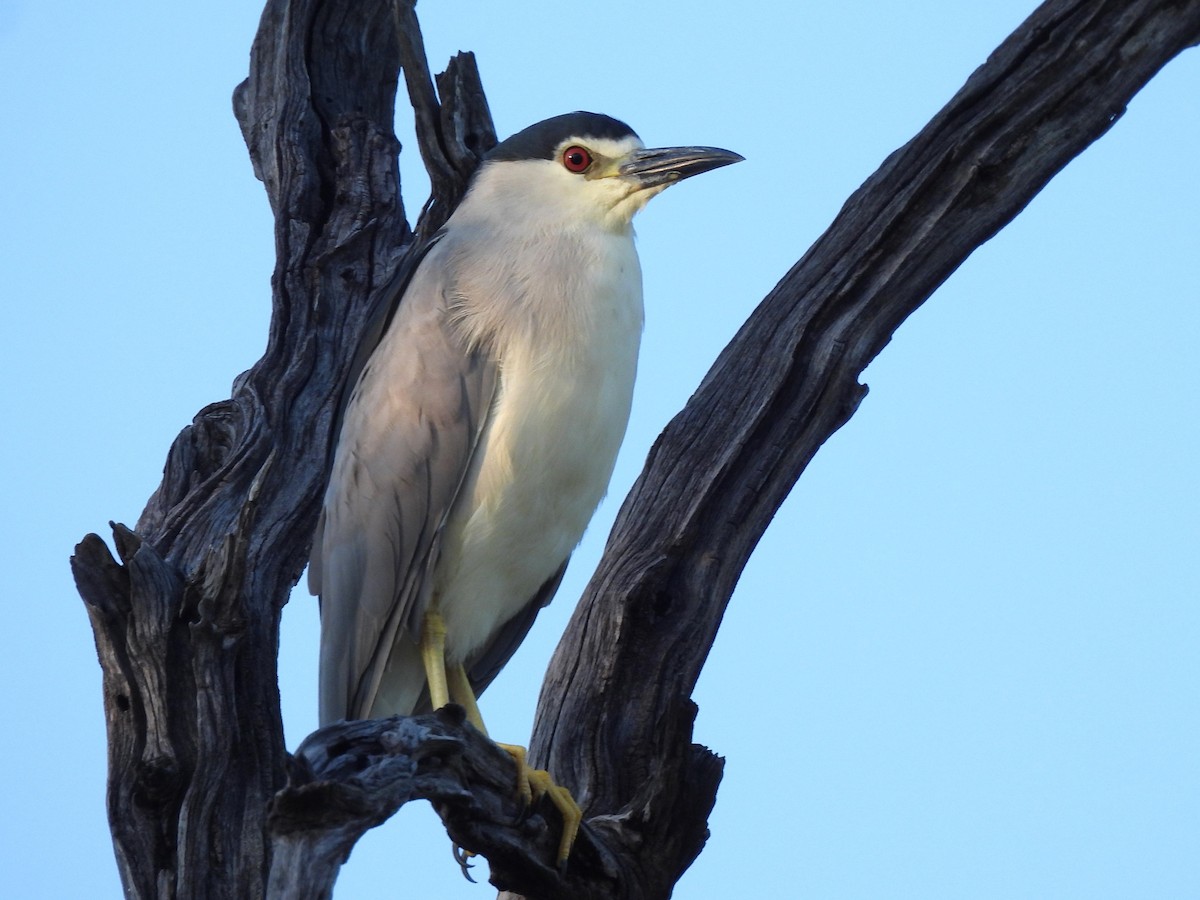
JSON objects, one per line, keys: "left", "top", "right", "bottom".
{"left": 309, "top": 111, "right": 741, "bottom": 864}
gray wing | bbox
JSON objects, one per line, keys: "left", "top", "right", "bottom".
{"left": 310, "top": 240, "right": 498, "bottom": 724}
{"left": 308, "top": 237, "right": 440, "bottom": 596}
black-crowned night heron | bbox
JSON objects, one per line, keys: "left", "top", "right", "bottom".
{"left": 309, "top": 111, "right": 741, "bottom": 864}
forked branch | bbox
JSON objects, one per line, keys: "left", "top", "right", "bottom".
{"left": 72, "top": 1, "right": 1200, "bottom": 899}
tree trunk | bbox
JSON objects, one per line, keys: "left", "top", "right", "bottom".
{"left": 71, "top": 1, "right": 1200, "bottom": 898}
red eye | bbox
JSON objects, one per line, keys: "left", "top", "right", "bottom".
{"left": 561, "top": 145, "right": 593, "bottom": 173}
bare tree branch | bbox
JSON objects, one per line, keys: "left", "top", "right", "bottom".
{"left": 394, "top": 2, "right": 496, "bottom": 237}
{"left": 526, "top": 1, "right": 1200, "bottom": 896}
{"left": 72, "top": 0, "right": 490, "bottom": 895}
{"left": 71, "top": 0, "right": 1199, "bottom": 898}
{"left": 266, "top": 708, "right": 596, "bottom": 900}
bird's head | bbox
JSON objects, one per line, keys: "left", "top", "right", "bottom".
{"left": 461, "top": 111, "right": 743, "bottom": 233}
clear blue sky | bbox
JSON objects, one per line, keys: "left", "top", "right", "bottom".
{"left": 2, "top": 2, "right": 1197, "bottom": 898}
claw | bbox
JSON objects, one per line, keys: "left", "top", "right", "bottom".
{"left": 452, "top": 843, "right": 477, "bottom": 883}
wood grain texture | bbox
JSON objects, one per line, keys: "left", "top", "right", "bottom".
{"left": 70, "top": 0, "right": 1199, "bottom": 898}
{"left": 526, "top": 1, "right": 1200, "bottom": 897}
{"left": 266, "top": 707, "right": 588, "bottom": 900}
{"left": 72, "top": 1, "right": 493, "bottom": 896}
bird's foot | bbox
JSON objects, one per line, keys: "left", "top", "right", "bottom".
{"left": 529, "top": 769, "right": 583, "bottom": 871}
{"left": 496, "top": 742, "right": 582, "bottom": 869}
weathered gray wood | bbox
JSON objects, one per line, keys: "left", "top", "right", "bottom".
{"left": 526, "top": 1, "right": 1200, "bottom": 897}
{"left": 72, "top": 1, "right": 493, "bottom": 896}
{"left": 265, "top": 708, "right": 586, "bottom": 900}
{"left": 71, "top": 0, "right": 1199, "bottom": 898}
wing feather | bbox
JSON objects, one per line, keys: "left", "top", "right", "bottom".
{"left": 313, "top": 240, "right": 498, "bottom": 724}
{"left": 308, "top": 238, "right": 441, "bottom": 602}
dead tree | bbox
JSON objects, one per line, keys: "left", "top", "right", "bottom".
{"left": 71, "top": 1, "right": 1200, "bottom": 898}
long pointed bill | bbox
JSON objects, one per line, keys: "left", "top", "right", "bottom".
{"left": 618, "top": 146, "right": 744, "bottom": 190}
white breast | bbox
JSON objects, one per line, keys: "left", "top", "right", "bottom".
{"left": 435, "top": 227, "right": 644, "bottom": 661}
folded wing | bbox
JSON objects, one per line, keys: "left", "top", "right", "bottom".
{"left": 311, "top": 244, "right": 498, "bottom": 724}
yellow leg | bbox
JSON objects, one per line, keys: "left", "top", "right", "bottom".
{"left": 419, "top": 611, "right": 449, "bottom": 709}
{"left": 446, "top": 663, "right": 487, "bottom": 734}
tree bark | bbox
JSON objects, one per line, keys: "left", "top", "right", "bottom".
{"left": 71, "top": 1, "right": 1200, "bottom": 898}
{"left": 72, "top": 1, "right": 493, "bottom": 896}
